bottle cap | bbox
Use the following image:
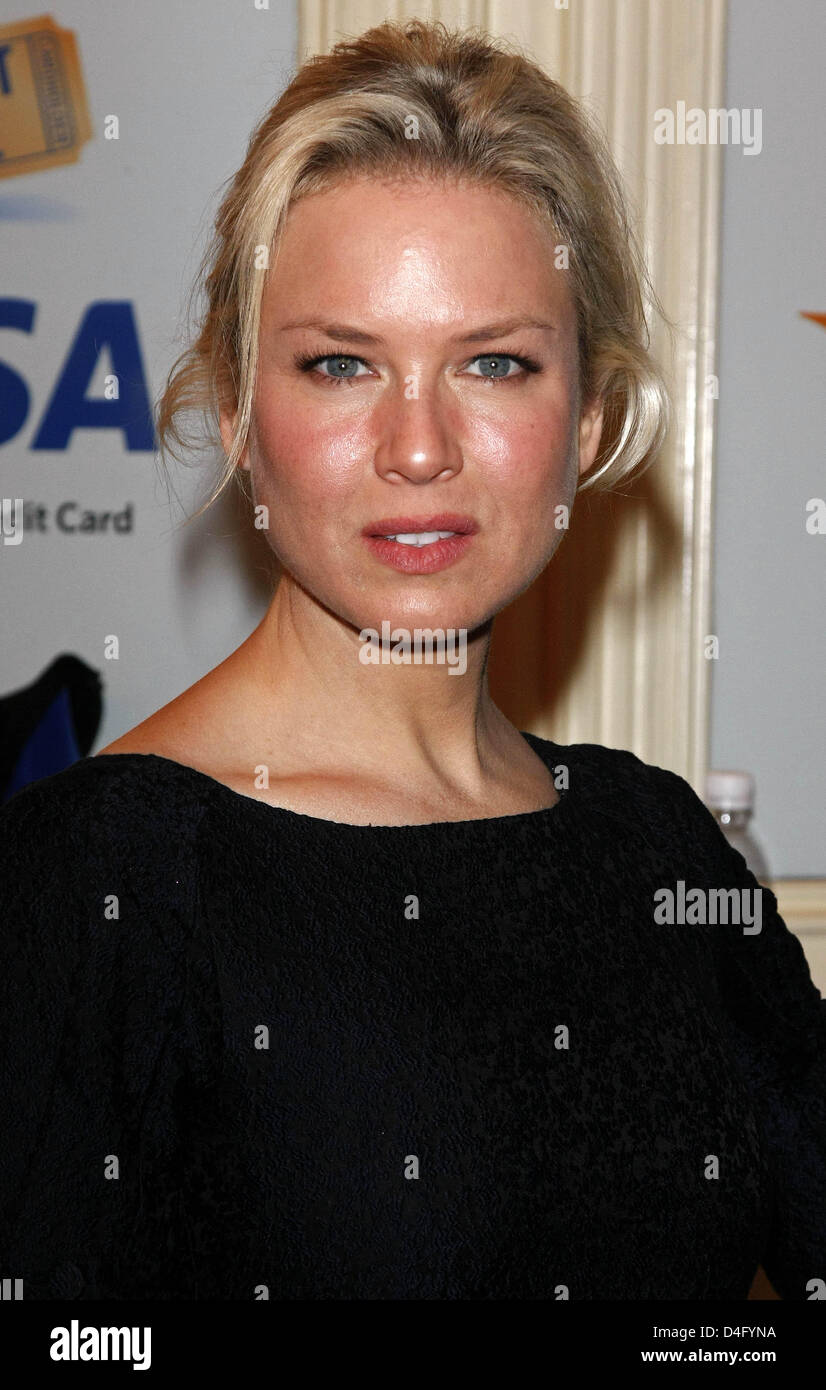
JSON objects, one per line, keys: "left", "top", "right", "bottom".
{"left": 704, "top": 769, "right": 755, "bottom": 812}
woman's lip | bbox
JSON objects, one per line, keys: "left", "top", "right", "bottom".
{"left": 362, "top": 514, "right": 478, "bottom": 537}
{"left": 363, "top": 532, "right": 475, "bottom": 574}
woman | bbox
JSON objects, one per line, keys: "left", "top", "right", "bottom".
{"left": 1, "top": 19, "right": 824, "bottom": 1301}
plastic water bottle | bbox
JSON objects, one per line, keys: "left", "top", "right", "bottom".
{"left": 704, "top": 770, "right": 771, "bottom": 886}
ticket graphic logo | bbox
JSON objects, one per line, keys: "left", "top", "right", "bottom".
{"left": 0, "top": 15, "right": 91, "bottom": 179}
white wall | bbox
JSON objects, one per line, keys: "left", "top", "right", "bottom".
{"left": 711, "top": 0, "right": 826, "bottom": 876}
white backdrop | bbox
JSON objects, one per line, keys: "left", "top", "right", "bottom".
{"left": 1, "top": 0, "right": 296, "bottom": 748}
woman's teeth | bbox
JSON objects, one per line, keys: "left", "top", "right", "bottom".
{"left": 383, "top": 531, "right": 457, "bottom": 546}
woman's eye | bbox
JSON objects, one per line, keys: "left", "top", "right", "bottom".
{"left": 465, "top": 354, "right": 524, "bottom": 379}
{"left": 313, "top": 355, "right": 370, "bottom": 381}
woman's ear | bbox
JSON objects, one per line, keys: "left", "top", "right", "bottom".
{"left": 578, "top": 393, "right": 605, "bottom": 478}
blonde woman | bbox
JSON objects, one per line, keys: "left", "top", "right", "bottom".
{"left": 2, "top": 19, "right": 823, "bottom": 1301}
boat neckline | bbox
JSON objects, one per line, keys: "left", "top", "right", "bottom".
{"left": 85, "top": 730, "right": 575, "bottom": 833}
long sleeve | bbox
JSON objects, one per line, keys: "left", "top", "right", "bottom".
{"left": 655, "top": 763, "right": 826, "bottom": 1300}
{"left": 0, "top": 761, "right": 208, "bottom": 1299}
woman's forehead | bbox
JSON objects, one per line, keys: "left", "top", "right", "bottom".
{"left": 263, "top": 179, "right": 571, "bottom": 323}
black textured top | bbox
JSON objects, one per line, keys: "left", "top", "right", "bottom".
{"left": 1, "top": 733, "right": 824, "bottom": 1301}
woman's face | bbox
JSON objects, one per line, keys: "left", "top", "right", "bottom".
{"left": 226, "top": 175, "right": 603, "bottom": 637}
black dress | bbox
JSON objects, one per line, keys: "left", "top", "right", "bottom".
{"left": 1, "top": 733, "right": 824, "bottom": 1299}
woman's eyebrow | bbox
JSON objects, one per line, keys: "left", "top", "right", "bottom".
{"left": 277, "top": 317, "right": 557, "bottom": 343}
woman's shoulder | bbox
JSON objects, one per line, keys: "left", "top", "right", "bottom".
{"left": 1, "top": 743, "right": 213, "bottom": 885}
{"left": 1, "top": 751, "right": 212, "bottom": 973}
{"left": 3, "top": 742, "right": 209, "bottom": 814}
{"left": 534, "top": 733, "right": 737, "bottom": 867}
{"left": 531, "top": 734, "right": 705, "bottom": 813}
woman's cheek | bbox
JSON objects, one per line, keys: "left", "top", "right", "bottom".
{"left": 250, "top": 404, "right": 366, "bottom": 510}
{"left": 467, "top": 414, "right": 574, "bottom": 507}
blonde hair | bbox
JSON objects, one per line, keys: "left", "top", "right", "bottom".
{"left": 157, "top": 18, "right": 671, "bottom": 521}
